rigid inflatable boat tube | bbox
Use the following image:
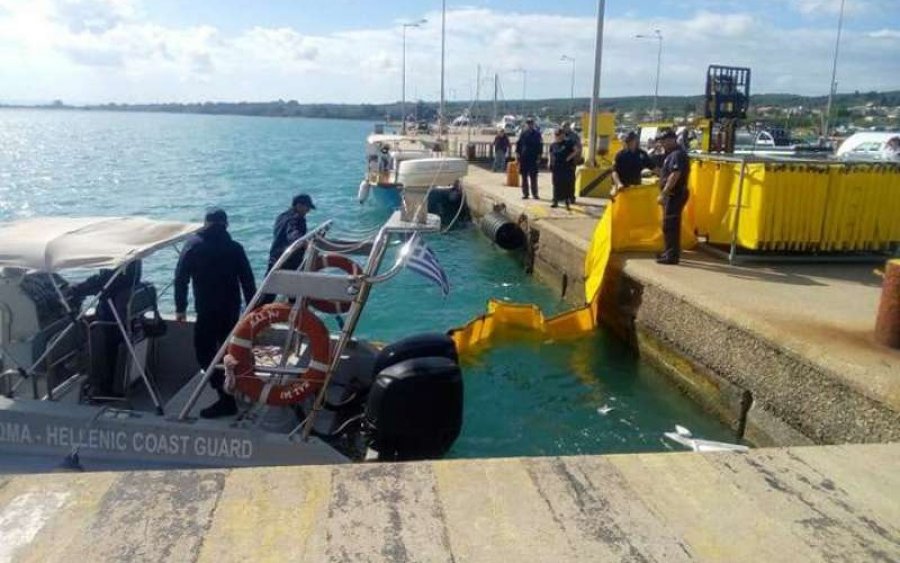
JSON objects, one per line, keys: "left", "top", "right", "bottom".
{"left": 480, "top": 211, "right": 525, "bottom": 250}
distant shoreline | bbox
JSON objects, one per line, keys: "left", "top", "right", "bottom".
{"left": 2, "top": 90, "right": 898, "bottom": 125}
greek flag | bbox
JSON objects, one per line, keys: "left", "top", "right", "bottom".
{"left": 405, "top": 236, "right": 450, "bottom": 296}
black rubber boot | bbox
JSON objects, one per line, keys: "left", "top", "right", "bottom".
{"left": 200, "top": 393, "right": 238, "bottom": 419}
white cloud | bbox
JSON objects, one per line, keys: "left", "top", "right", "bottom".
{"left": 0, "top": 1, "right": 897, "bottom": 105}
{"left": 868, "top": 28, "right": 900, "bottom": 39}
{"left": 53, "top": 0, "right": 138, "bottom": 33}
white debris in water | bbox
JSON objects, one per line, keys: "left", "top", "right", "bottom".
{"left": 0, "top": 491, "right": 69, "bottom": 562}
{"left": 597, "top": 404, "right": 615, "bottom": 416}
{"left": 664, "top": 425, "right": 749, "bottom": 453}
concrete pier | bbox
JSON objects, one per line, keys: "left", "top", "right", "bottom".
{"left": 461, "top": 165, "right": 900, "bottom": 446}
{"left": 1, "top": 443, "right": 898, "bottom": 562}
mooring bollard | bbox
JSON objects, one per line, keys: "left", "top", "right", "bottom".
{"left": 874, "top": 259, "right": 900, "bottom": 349}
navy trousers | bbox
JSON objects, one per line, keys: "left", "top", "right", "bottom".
{"left": 661, "top": 189, "right": 689, "bottom": 260}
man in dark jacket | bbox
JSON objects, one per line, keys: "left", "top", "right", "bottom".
{"left": 515, "top": 117, "right": 543, "bottom": 199}
{"left": 611, "top": 131, "right": 654, "bottom": 198}
{"left": 175, "top": 208, "right": 256, "bottom": 418}
{"left": 656, "top": 129, "right": 690, "bottom": 265}
{"left": 268, "top": 194, "right": 315, "bottom": 272}
{"left": 492, "top": 129, "right": 511, "bottom": 172}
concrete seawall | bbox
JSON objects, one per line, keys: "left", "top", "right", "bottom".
{"left": 461, "top": 165, "right": 900, "bottom": 446}
{"left": 2, "top": 444, "right": 898, "bottom": 561}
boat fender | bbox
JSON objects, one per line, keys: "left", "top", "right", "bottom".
{"left": 358, "top": 180, "right": 371, "bottom": 204}
{"left": 226, "top": 304, "right": 330, "bottom": 406}
{"left": 480, "top": 210, "right": 525, "bottom": 250}
{"left": 309, "top": 253, "right": 363, "bottom": 314}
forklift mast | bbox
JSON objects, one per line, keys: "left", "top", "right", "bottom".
{"left": 704, "top": 65, "right": 751, "bottom": 153}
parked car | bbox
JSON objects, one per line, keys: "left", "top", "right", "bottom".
{"left": 835, "top": 132, "right": 900, "bottom": 161}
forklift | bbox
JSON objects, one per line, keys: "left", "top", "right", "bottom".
{"left": 698, "top": 65, "right": 751, "bottom": 153}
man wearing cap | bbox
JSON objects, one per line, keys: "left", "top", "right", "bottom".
{"left": 268, "top": 194, "right": 315, "bottom": 272}
{"left": 174, "top": 208, "right": 257, "bottom": 418}
{"left": 611, "top": 131, "right": 654, "bottom": 198}
{"left": 656, "top": 129, "right": 690, "bottom": 265}
{"left": 515, "top": 117, "right": 543, "bottom": 199}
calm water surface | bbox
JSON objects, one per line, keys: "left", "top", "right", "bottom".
{"left": 0, "top": 109, "right": 735, "bottom": 457}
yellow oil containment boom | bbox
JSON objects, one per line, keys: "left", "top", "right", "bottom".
{"left": 450, "top": 185, "right": 696, "bottom": 356}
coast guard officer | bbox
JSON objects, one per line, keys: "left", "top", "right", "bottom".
{"left": 175, "top": 208, "right": 256, "bottom": 418}
{"left": 656, "top": 129, "right": 690, "bottom": 265}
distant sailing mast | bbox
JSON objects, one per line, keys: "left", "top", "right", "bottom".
{"left": 438, "top": 0, "right": 446, "bottom": 144}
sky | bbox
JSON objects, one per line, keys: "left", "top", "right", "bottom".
{"left": 0, "top": 0, "right": 898, "bottom": 105}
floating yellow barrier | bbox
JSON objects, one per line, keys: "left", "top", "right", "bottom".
{"left": 450, "top": 185, "right": 694, "bottom": 356}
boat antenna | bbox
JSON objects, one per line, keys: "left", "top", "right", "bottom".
{"left": 439, "top": 0, "right": 446, "bottom": 143}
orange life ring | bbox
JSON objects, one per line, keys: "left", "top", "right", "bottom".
{"left": 226, "top": 303, "right": 330, "bottom": 406}
{"left": 308, "top": 253, "right": 362, "bottom": 314}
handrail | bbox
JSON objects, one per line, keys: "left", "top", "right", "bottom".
{"left": 299, "top": 222, "right": 394, "bottom": 440}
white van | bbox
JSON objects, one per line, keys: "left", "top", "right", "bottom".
{"left": 835, "top": 132, "right": 900, "bottom": 161}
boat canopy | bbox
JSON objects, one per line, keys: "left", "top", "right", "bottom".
{"left": 0, "top": 216, "right": 202, "bottom": 272}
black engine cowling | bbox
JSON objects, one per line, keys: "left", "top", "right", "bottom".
{"left": 372, "top": 332, "right": 459, "bottom": 375}
{"left": 364, "top": 356, "right": 463, "bottom": 461}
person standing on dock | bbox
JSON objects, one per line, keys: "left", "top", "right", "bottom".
{"left": 549, "top": 128, "right": 577, "bottom": 210}
{"left": 175, "top": 208, "right": 257, "bottom": 418}
{"left": 492, "top": 128, "right": 510, "bottom": 172}
{"left": 516, "top": 117, "right": 543, "bottom": 199}
{"left": 656, "top": 129, "right": 690, "bottom": 265}
{"left": 611, "top": 131, "right": 654, "bottom": 199}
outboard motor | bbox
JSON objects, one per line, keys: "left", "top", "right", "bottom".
{"left": 364, "top": 334, "right": 463, "bottom": 461}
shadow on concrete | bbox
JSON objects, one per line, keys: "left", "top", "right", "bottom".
{"left": 677, "top": 257, "right": 828, "bottom": 287}
{"left": 681, "top": 252, "right": 885, "bottom": 288}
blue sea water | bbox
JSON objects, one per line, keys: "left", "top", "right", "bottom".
{"left": 0, "top": 109, "right": 735, "bottom": 457}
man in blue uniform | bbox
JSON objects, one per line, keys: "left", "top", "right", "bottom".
{"left": 656, "top": 129, "right": 690, "bottom": 265}
{"left": 268, "top": 194, "right": 315, "bottom": 272}
{"left": 611, "top": 131, "right": 654, "bottom": 198}
{"left": 515, "top": 117, "right": 543, "bottom": 199}
{"left": 175, "top": 208, "right": 256, "bottom": 418}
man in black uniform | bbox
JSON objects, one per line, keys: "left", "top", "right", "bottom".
{"left": 175, "top": 208, "right": 256, "bottom": 418}
{"left": 656, "top": 129, "right": 690, "bottom": 265}
{"left": 515, "top": 117, "right": 543, "bottom": 199}
{"left": 611, "top": 131, "right": 654, "bottom": 198}
{"left": 268, "top": 194, "right": 315, "bottom": 272}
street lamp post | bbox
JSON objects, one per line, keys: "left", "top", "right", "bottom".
{"left": 587, "top": 0, "right": 606, "bottom": 168}
{"left": 401, "top": 18, "right": 427, "bottom": 134}
{"left": 635, "top": 29, "right": 663, "bottom": 120}
{"left": 561, "top": 55, "right": 576, "bottom": 117}
{"left": 512, "top": 68, "right": 527, "bottom": 117}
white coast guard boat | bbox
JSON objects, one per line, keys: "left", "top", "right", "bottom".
{"left": 0, "top": 210, "right": 463, "bottom": 472}
{"left": 358, "top": 133, "right": 468, "bottom": 216}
